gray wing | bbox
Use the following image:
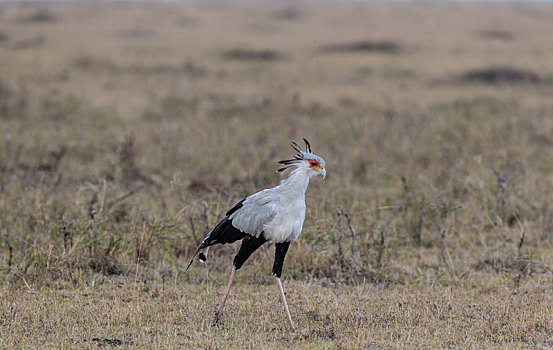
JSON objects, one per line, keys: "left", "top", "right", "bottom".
{"left": 229, "top": 189, "right": 277, "bottom": 238}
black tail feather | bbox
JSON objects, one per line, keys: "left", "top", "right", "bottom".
{"left": 185, "top": 217, "right": 246, "bottom": 272}
{"left": 185, "top": 244, "right": 205, "bottom": 272}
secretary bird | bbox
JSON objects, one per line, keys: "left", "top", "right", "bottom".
{"left": 186, "top": 138, "right": 326, "bottom": 331}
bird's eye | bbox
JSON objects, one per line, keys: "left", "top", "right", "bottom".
{"left": 309, "top": 160, "right": 319, "bottom": 167}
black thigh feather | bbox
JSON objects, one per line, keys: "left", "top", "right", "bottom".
{"left": 272, "top": 241, "right": 291, "bottom": 278}
{"left": 233, "top": 234, "right": 267, "bottom": 270}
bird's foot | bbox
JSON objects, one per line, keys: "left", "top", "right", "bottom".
{"left": 212, "top": 312, "right": 223, "bottom": 327}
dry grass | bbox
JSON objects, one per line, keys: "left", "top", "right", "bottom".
{"left": 1, "top": 278, "right": 552, "bottom": 349}
{"left": 1, "top": 1, "right": 553, "bottom": 348}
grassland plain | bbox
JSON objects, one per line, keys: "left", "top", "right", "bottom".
{"left": 1, "top": 1, "right": 553, "bottom": 349}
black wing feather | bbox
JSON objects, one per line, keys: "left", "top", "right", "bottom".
{"left": 226, "top": 198, "right": 245, "bottom": 216}
{"left": 185, "top": 199, "right": 247, "bottom": 272}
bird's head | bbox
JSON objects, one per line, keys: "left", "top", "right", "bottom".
{"left": 277, "top": 138, "right": 326, "bottom": 179}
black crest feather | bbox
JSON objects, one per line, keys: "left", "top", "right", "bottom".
{"left": 290, "top": 141, "right": 303, "bottom": 154}
{"left": 303, "top": 138, "right": 312, "bottom": 153}
{"left": 277, "top": 166, "right": 293, "bottom": 172}
{"left": 276, "top": 138, "right": 315, "bottom": 173}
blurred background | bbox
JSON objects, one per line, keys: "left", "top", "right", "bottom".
{"left": 3, "top": 1, "right": 553, "bottom": 347}
{"left": 1, "top": 0, "right": 553, "bottom": 291}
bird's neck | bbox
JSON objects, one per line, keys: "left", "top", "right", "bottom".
{"left": 279, "top": 167, "right": 310, "bottom": 196}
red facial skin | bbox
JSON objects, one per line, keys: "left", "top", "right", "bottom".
{"left": 308, "top": 159, "right": 320, "bottom": 169}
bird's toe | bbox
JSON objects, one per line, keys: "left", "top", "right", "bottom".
{"left": 212, "top": 314, "right": 223, "bottom": 327}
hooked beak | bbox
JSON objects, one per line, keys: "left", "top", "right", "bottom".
{"left": 320, "top": 167, "right": 326, "bottom": 179}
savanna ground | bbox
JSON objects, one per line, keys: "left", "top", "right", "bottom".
{"left": 1, "top": 1, "right": 553, "bottom": 348}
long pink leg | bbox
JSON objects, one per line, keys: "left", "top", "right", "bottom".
{"left": 213, "top": 267, "right": 236, "bottom": 325}
{"left": 276, "top": 277, "right": 296, "bottom": 332}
